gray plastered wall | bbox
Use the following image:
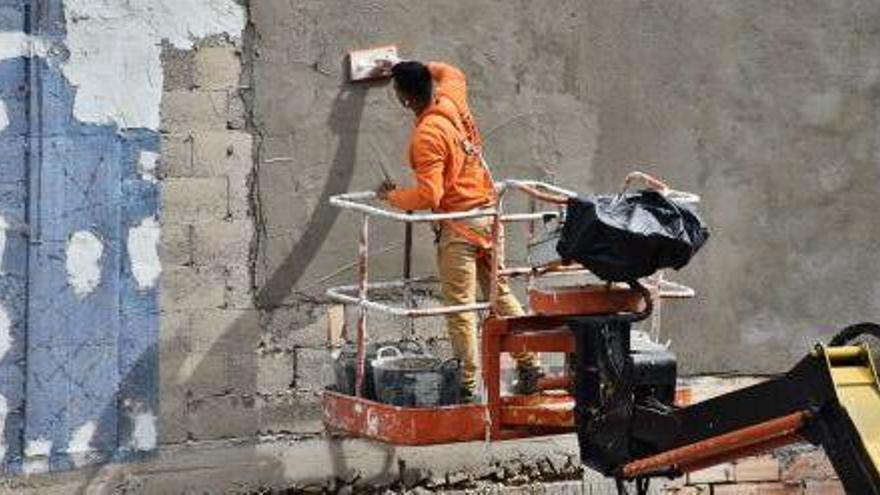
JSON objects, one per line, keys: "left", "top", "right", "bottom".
{"left": 251, "top": 0, "right": 880, "bottom": 375}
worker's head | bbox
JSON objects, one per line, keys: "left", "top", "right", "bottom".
{"left": 391, "top": 61, "right": 432, "bottom": 115}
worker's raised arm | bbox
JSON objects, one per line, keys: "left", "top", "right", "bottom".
{"left": 386, "top": 128, "right": 446, "bottom": 211}
{"left": 427, "top": 62, "right": 466, "bottom": 84}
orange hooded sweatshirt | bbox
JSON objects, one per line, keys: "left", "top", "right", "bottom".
{"left": 386, "top": 62, "right": 494, "bottom": 213}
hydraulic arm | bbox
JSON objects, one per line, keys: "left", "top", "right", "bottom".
{"left": 571, "top": 320, "right": 880, "bottom": 495}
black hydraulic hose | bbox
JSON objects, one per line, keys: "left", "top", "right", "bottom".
{"left": 829, "top": 322, "right": 880, "bottom": 347}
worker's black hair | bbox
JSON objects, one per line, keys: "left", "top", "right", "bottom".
{"left": 391, "top": 61, "right": 433, "bottom": 106}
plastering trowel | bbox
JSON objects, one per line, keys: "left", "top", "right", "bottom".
{"left": 347, "top": 45, "right": 398, "bottom": 82}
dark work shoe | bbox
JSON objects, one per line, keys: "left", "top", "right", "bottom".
{"left": 513, "top": 365, "right": 545, "bottom": 395}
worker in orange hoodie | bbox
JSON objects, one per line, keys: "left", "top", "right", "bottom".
{"left": 375, "top": 59, "right": 541, "bottom": 402}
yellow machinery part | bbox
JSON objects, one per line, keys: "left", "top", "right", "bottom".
{"left": 826, "top": 345, "right": 880, "bottom": 473}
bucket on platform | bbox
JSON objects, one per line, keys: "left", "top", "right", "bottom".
{"left": 372, "top": 346, "right": 460, "bottom": 407}
{"left": 333, "top": 340, "right": 424, "bottom": 399}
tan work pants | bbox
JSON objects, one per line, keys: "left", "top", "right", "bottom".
{"left": 437, "top": 222, "right": 538, "bottom": 393}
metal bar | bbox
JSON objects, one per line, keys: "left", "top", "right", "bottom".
{"left": 489, "top": 197, "right": 503, "bottom": 315}
{"left": 355, "top": 215, "right": 369, "bottom": 397}
{"left": 621, "top": 411, "right": 809, "bottom": 478}
{"left": 403, "top": 213, "right": 415, "bottom": 337}
{"left": 677, "top": 432, "right": 802, "bottom": 475}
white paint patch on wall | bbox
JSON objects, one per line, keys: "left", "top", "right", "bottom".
{"left": 0, "top": 100, "right": 8, "bottom": 132}
{"left": 0, "top": 32, "right": 49, "bottom": 60}
{"left": 66, "top": 230, "right": 104, "bottom": 297}
{"left": 0, "top": 305, "right": 11, "bottom": 364}
{"left": 138, "top": 150, "right": 160, "bottom": 183}
{"left": 128, "top": 217, "right": 161, "bottom": 289}
{"left": 23, "top": 437, "right": 52, "bottom": 474}
{"left": 62, "top": 0, "right": 245, "bottom": 129}
{"left": 68, "top": 421, "right": 95, "bottom": 453}
{"left": 129, "top": 411, "right": 157, "bottom": 451}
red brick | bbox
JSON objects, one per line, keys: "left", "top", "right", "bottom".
{"left": 712, "top": 482, "right": 802, "bottom": 495}
{"left": 803, "top": 480, "right": 845, "bottom": 495}
{"left": 687, "top": 463, "right": 733, "bottom": 484}
{"left": 781, "top": 450, "right": 838, "bottom": 482}
{"left": 735, "top": 455, "right": 781, "bottom": 482}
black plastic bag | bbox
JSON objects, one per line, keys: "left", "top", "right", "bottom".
{"left": 556, "top": 190, "right": 709, "bottom": 282}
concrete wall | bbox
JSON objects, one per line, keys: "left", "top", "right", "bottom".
{"left": 252, "top": 0, "right": 880, "bottom": 374}
{"left": 0, "top": 0, "right": 877, "bottom": 492}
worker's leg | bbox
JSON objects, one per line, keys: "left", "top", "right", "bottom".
{"left": 476, "top": 254, "right": 539, "bottom": 369}
{"left": 437, "top": 236, "right": 480, "bottom": 394}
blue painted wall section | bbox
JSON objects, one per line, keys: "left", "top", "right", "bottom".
{"left": 0, "top": 0, "right": 159, "bottom": 472}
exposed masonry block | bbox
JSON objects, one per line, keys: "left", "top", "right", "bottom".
{"left": 257, "top": 391, "right": 324, "bottom": 434}
{"left": 191, "top": 130, "right": 252, "bottom": 177}
{"left": 295, "top": 347, "right": 334, "bottom": 391}
{"left": 781, "top": 450, "right": 837, "bottom": 482}
{"left": 711, "top": 482, "right": 802, "bottom": 495}
{"left": 180, "top": 348, "right": 257, "bottom": 398}
{"left": 159, "top": 223, "right": 193, "bottom": 266}
{"left": 162, "top": 177, "right": 229, "bottom": 223}
{"left": 225, "top": 264, "right": 254, "bottom": 309}
{"left": 803, "top": 480, "right": 844, "bottom": 494}
{"left": 257, "top": 351, "right": 295, "bottom": 393}
{"left": 687, "top": 463, "right": 733, "bottom": 484}
{"left": 188, "top": 308, "right": 259, "bottom": 352}
{"left": 157, "top": 383, "right": 187, "bottom": 445}
{"left": 263, "top": 305, "right": 335, "bottom": 350}
{"left": 192, "top": 220, "right": 251, "bottom": 267}
{"left": 734, "top": 455, "right": 781, "bottom": 482}
{"left": 160, "top": 266, "right": 226, "bottom": 310}
{"left": 160, "top": 42, "right": 196, "bottom": 91}
{"left": 160, "top": 133, "right": 193, "bottom": 177}
{"left": 161, "top": 89, "right": 228, "bottom": 132}
{"left": 188, "top": 394, "right": 258, "bottom": 441}
{"left": 194, "top": 45, "right": 241, "bottom": 90}
{"left": 227, "top": 89, "right": 247, "bottom": 130}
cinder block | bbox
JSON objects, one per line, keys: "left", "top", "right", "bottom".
{"left": 194, "top": 45, "right": 241, "bottom": 90}
{"left": 258, "top": 391, "right": 324, "bottom": 434}
{"left": 159, "top": 223, "right": 193, "bottom": 266}
{"left": 257, "top": 351, "right": 295, "bottom": 393}
{"left": 227, "top": 89, "right": 248, "bottom": 130}
{"left": 160, "top": 265, "right": 225, "bottom": 310}
{"left": 803, "top": 480, "right": 844, "bottom": 494}
{"left": 712, "top": 482, "right": 802, "bottom": 495}
{"left": 735, "top": 455, "right": 781, "bottom": 482}
{"left": 192, "top": 220, "right": 252, "bottom": 267}
{"left": 262, "top": 305, "right": 326, "bottom": 350}
{"left": 161, "top": 89, "right": 228, "bottom": 133}
{"left": 781, "top": 450, "right": 837, "bottom": 483}
{"left": 160, "top": 133, "right": 193, "bottom": 177}
{"left": 188, "top": 394, "right": 258, "bottom": 440}
{"left": 180, "top": 347, "right": 257, "bottom": 397}
{"left": 162, "top": 177, "right": 228, "bottom": 224}
{"left": 191, "top": 130, "right": 252, "bottom": 177}
{"left": 160, "top": 43, "right": 196, "bottom": 91}
{"left": 295, "top": 347, "right": 334, "bottom": 391}
{"left": 225, "top": 264, "right": 254, "bottom": 309}
{"left": 687, "top": 463, "right": 734, "bottom": 484}
{"left": 157, "top": 383, "right": 188, "bottom": 445}
{"left": 188, "top": 308, "right": 260, "bottom": 352}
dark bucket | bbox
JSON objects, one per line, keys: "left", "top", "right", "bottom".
{"left": 333, "top": 340, "right": 425, "bottom": 399}
{"left": 372, "top": 347, "right": 460, "bottom": 407}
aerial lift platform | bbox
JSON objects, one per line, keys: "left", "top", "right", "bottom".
{"left": 323, "top": 178, "right": 880, "bottom": 494}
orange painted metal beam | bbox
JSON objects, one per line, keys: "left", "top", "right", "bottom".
{"left": 622, "top": 411, "right": 809, "bottom": 478}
